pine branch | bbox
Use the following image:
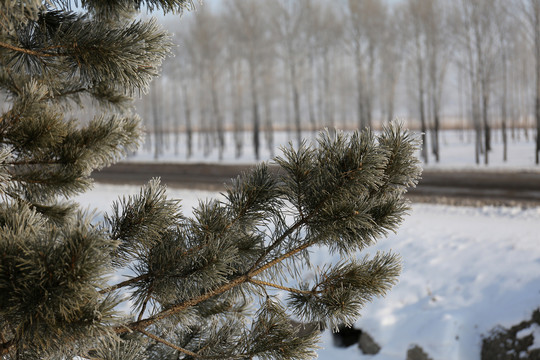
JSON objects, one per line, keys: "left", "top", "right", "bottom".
{"left": 116, "top": 233, "right": 314, "bottom": 334}
{"left": 113, "top": 129, "right": 413, "bottom": 335}
{"left": 115, "top": 274, "right": 250, "bottom": 334}
{"left": 99, "top": 273, "right": 150, "bottom": 294}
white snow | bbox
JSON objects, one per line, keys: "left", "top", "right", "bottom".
{"left": 315, "top": 204, "right": 540, "bottom": 360}
{"left": 75, "top": 184, "right": 540, "bottom": 360}
{"left": 517, "top": 324, "right": 540, "bottom": 351}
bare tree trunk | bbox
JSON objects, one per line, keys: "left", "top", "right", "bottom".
{"left": 230, "top": 62, "right": 243, "bottom": 159}
{"left": 262, "top": 57, "right": 274, "bottom": 158}
{"left": 521, "top": 63, "right": 528, "bottom": 141}
{"left": 211, "top": 71, "right": 224, "bottom": 161}
{"left": 181, "top": 81, "right": 193, "bottom": 159}
{"left": 432, "top": 101, "right": 440, "bottom": 163}
{"left": 458, "top": 65, "right": 465, "bottom": 142}
{"left": 284, "top": 61, "right": 293, "bottom": 142}
{"left": 151, "top": 80, "right": 162, "bottom": 160}
{"left": 428, "top": 47, "right": 445, "bottom": 163}
{"left": 322, "top": 51, "right": 333, "bottom": 131}
{"left": 198, "top": 70, "right": 211, "bottom": 158}
{"left": 510, "top": 63, "right": 518, "bottom": 141}
{"left": 142, "top": 92, "right": 152, "bottom": 153}
{"left": 472, "top": 87, "right": 482, "bottom": 165}
{"left": 535, "top": 0, "right": 540, "bottom": 164}
{"left": 501, "top": 49, "right": 508, "bottom": 162}
{"left": 416, "top": 45, "right": 428, "bottom": 164}
{"left": 263, "top": 89, "right": 274, "bottom": 158}
{"left": 307, "top": 53, "right": 317, "bottom": 136}
{"left": 482, "top": 89, "right": 491, "bottom": 165}
{"left": 428, "top": 59, "right": 439, "bottom": 163}
{"left": 385, "top": 63, "right": 399, "bottom": 123}
{"left": 290, "top": 60, "right": 302, "bottom": 147}
{"left": 316, "top": 57, "right": 324, "bottom": 131}
{"left": 355, "top": 48, "right": 367, "bottom": 130}
{"left": 366, "top": 44, "right": 375, "bottom": 128}
{"left": 249, "top": 60, "right": 260, "bottom": 160}
{"left": 172, "top": 81, "right": 180, "bottom": 157}
{"left": 419, "top": 83, "right": 428, "bottom": 164}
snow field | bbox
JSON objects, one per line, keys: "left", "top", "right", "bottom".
{"left": 315, "top": 204, "right": 540, "bottom": 359}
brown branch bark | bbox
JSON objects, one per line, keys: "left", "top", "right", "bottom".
{"left": 138, "top": 328, "right": 200, "bottom": 358}
{"left": 0, "top": 41, "right": 55, "bottom": 57}
{"left": 249, "top": 241, "right": 313, "bottom": 278}
{"left": 249, "top": 278, "right": 313, "bottom": 295}
{"left": 99, "top": 273, "right": 149, "bottom": 294}
{"left": 115, "top": 274, "right": 250, "bottom": 334}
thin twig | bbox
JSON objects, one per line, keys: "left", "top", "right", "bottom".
{"left": 248, "top": 216, "right": 309, "bottom": 274}
{"left": 249, "top": 278, "right": 313, "bottom": 295}
{"left": 137, "top": 328, "right": 200, "bottom": 358}
{"left": 250, "top": 241, "right": 313, "bottom": 278}
{"left": 138, "top": 284, "right": 154, "bottom": 322}
{"left": 0, "top": 41, "right": 55, "bottom": 57}
{"left": 99, "top": 273, "right": 149, "bottom": 294}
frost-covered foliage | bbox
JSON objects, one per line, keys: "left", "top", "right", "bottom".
{"left": 0, "top": 1, "right": 421, "bottom": 359}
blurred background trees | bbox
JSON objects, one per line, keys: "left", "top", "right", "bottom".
{"left": 141, "top": 0, "right": 540, "bottom": 165}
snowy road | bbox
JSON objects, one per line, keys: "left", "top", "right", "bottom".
{"left": 92, "top": 163, "right": 540, "bottom": 206}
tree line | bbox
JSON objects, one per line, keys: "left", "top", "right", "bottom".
{"left": 138, "top": 0, "right": 540, "bottom": 165}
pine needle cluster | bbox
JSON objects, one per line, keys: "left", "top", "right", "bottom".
{"left": 0, "top": 1, "right": 422, "bottom": 359}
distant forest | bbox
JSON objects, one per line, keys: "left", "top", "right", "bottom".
{"left": 137, "top": 0, "right": 540, "bottom": 165}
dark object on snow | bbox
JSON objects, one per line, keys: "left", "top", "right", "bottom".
{"left": 407, "top": 344, "right": 433, "bottom": 360}
{"left": 358, "top": 331, "right": 381, "bottom": 355}
{"left": 332, "top": 324, "right": 380, "bottom": 354}
{"left": 333, "top": 325, "right": 363, "bottom": 348}
{"left": 482, "top": 308, "right": 540, "bottom": 360}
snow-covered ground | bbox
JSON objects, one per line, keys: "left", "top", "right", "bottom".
{"left": 130, "top": 129, "right": 540, "bottom": 172}
{"left": 76, "top": 184, "right": 540, "bottom": 360}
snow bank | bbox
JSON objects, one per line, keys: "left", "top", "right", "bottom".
{"left": 316, "top": 204, "right": 540, "bottom": 360}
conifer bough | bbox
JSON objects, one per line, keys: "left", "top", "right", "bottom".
{"left": 0, "top": 1, "right": 422, "bottom": 359}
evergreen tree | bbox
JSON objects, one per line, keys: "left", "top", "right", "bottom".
{"left": 0, "top": 1, "right": 422, "bottom": 359}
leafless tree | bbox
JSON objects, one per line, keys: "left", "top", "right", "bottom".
{"left": 346, "top": 0, "right": 386, "bottom": 130}
{"left": 140, "top": 0, "right": 539, "bottom": 166}
{"left": 269, "top": 0, "right": 309, "bottom": 146}
{"left": 379, "top": 3, "right": 404, "bottom": 124}
{"left": 425, "top": 0, "right": 452, "bottom": 163}
{"left": 404, "top": 0, "right": 430, "bottom": 163}
{"left": 193, "top": 7, "right": 225, "bottom": 160}
{"left": 312, "top": 1, "right": 343, "bottom": 132}
{"left": 495, "top": 3, "right": 520, "bottom": 161}
{"left": 226, "top": 42, "right": 245, "bottom": 159}
{"left": 452, "top": 0, "right": 499, "bottom": 164}
{"left": 516, "top": 0, "right": 540, "bottom": 163}
{"left": 225, "top": 0, "right": 271, "bottom": 160}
